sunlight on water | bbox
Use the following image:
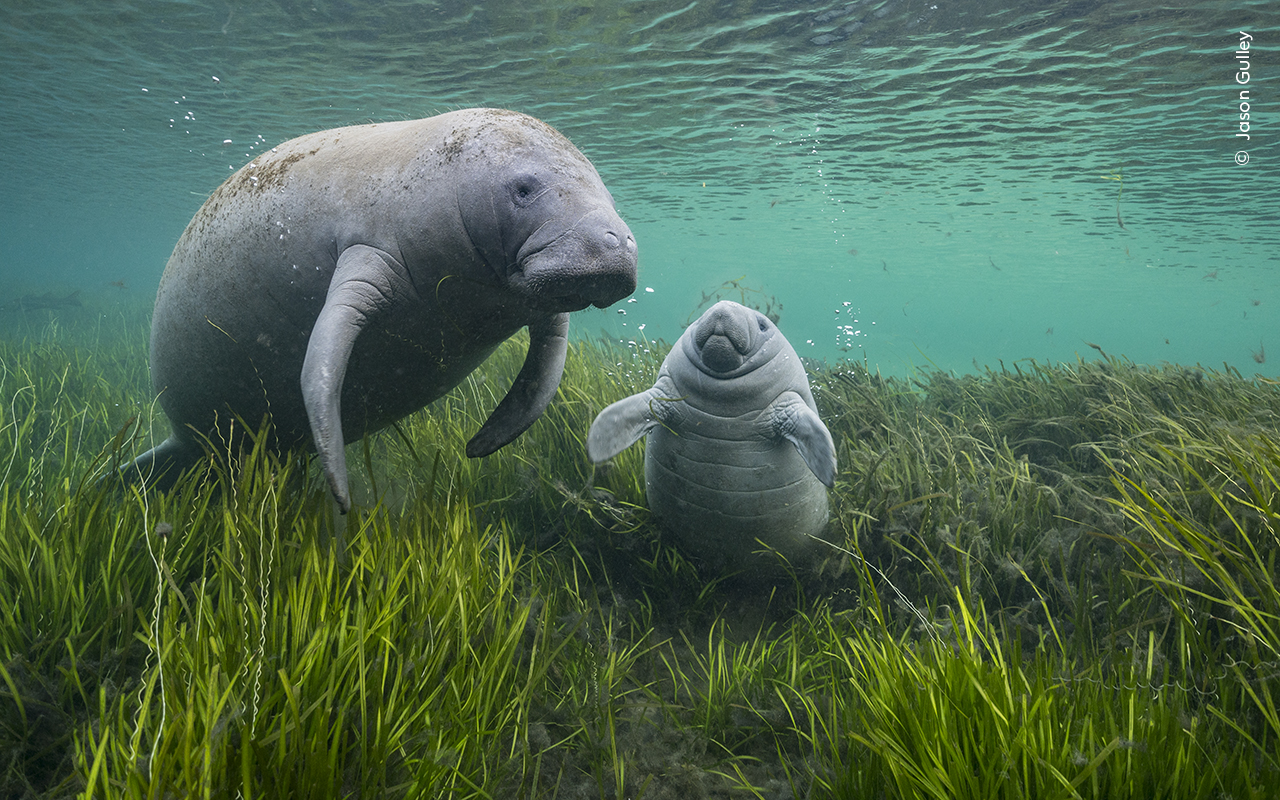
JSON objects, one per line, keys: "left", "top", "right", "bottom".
{"left": 1, "top": 0, "right": 1276, "bottom": 374}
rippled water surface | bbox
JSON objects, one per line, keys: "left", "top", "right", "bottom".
{"left": 2, "top": 0, "right": 1277, "bottom": 373}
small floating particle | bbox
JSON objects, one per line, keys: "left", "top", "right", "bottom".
{"left": 212, "top": 75, "right": 220, "bottom": 83}
{"left": 223, "top": 139, "right": 233, "bottom": 144}
{"left": 645, "top": 287, "right": 654, "bottom": 293}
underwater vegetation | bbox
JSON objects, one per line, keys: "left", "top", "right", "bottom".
{"left": 1, "top": 298, "right": 1279, "bottom": 798}
{"left": 686, "top": 278, "right": 783, "bottom": 327}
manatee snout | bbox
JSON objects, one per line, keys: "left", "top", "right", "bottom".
{"left": 695, "top": 301, "right": 758, "bottom": 373}
{"left": 516, "top": 208, "right": 637, "bottom": 309}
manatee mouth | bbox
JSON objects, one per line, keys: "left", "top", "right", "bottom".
{"left": 513, "top": 222, "right": 638, "bottom": 310}
{"left": 698, "top": 334, "right": 746, "bottom": 372}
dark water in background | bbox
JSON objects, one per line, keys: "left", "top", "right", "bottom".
{"left": 1, "top": 0, "right": 1277, "bottom": 375}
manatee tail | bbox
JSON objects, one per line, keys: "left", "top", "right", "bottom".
{"left": 118, "top": 435, "right": 202, "bottom": 491}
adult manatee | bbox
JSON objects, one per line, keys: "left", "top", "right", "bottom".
{"left": 131, "top": 108, "right": 637, "bottom": 512}
{"left": 587, "top": 300, "right": 836, "bottom": 574}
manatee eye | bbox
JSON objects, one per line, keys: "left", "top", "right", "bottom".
{"left": 511, "top": 175, "right": 542, "bottom": 207}
{"left": 757, "top": 316, "right": 769, "bottom": 332}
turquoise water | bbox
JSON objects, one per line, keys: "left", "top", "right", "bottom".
{"left": 2, "top": 0, "right": 1276, "bottom": 375}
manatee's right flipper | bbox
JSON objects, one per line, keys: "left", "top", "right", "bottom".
{"left": 301, "top": 244, "right": 417, "bottom": 514}
{"left": 118, "top": 435, "right": 202, "bottom": 491}
{"left": 466, "top": 313, "right": 571, "bottom": 458}
{"left": 586, "top": 376, "right": 679, "bottom": 462}
{"left": 766, "top": 392, "right": 837, "bottom": 488}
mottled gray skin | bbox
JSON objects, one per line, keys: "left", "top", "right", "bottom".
{"left": 131, "top": 108, "right": 637, "bottom": 512}
{"left": 587, "top": 301, "right": 836, "bottom": 573}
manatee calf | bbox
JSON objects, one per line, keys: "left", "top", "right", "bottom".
{"left": 131, "top": 108, "right": 637, "bottom": 512}
{"left": 587, "top": 300, "right": 836, "bottom": 573}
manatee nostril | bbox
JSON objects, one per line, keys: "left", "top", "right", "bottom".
{"left": 604, "top": 231, "right": 619, "bottom": 247}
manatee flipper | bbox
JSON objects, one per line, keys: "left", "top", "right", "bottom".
{"left": 586, "top": 377, "right": 679, "bottom": 462}
{"left": 120, "top": 434, "right": 202, "bottom": 490}
{"left": 302, "top": 245, "right": 416, "bottom": 514}
{"left": 466, "top": 313, "right": 570, "bottom": 458}
{"left": 767, "top": 391, "right": 837, "bottom": 488}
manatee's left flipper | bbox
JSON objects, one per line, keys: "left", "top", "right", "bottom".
{"left": 767, "top": 391, "right": 837, "bottom": 487}
{"left": 302, "top": 244, "right": 416, "bottom": 514}
{"left": 467, "top": 313, "right": 570, "bottom": 458}
{"left": 586, "top": 375, "right": 679, "bottom": 462}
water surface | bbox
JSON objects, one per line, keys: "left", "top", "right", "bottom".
{"left": 2, "top": 0, "right": 1276, "bottom": 374}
